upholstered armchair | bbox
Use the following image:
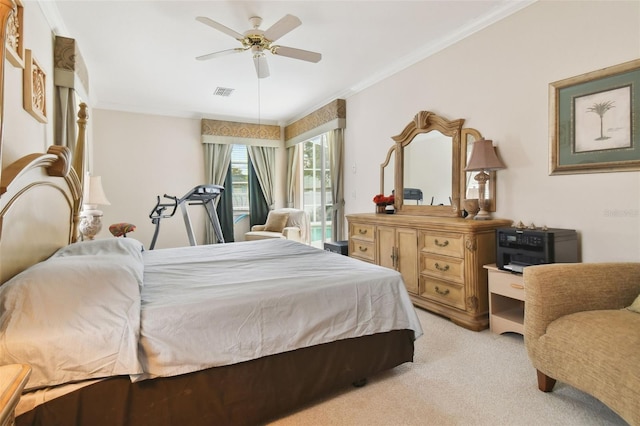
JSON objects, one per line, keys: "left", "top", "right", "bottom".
{"left": 524, "top": 263, "right": 640, "bottom": 425}
{"left": 244, "top": 208, "right": 310, "bottom": 244}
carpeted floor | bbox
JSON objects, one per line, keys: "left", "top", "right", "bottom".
{"left": 270, "top": 307, "right": 626, "bottom": 425}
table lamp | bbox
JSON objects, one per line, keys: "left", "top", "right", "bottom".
{"left": 79, "top": 175, "right": 111, "bottom": 240}
{"left": 464, "top": 139, "right": 505, "bottom": 220}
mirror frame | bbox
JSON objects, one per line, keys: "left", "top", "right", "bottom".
{"left": 392, "top": 111, "right": 463, "bottom": 217}
{"left": 380, "top": 145, "right": 396, "bottom": 195}
{"left": 461, "top": 128, "right": 497, "bottom": 212}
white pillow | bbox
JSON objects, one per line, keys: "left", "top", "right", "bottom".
{"left": 53, "top": 237, "right": 144, "bottom": 258}
{"left": 52, "top": 238, "right": 145, "bottom": 285}
{"left": 0, "top": 256, "right": 143, "bottom": 390}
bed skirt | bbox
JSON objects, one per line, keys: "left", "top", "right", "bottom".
{"left": 17, "top": 329, "right": 415, "bottom": 426}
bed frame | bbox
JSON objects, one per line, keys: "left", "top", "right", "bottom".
{"left": 0, "top": 4, "right": 415, "bottom": 424}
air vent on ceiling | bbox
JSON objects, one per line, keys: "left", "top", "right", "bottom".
{"left": 213, "top": 87, "right": 235, "bottom": 97}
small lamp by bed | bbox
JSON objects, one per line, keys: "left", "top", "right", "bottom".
{"left": 79, "top": 175, "right": 111, "bottom": 240}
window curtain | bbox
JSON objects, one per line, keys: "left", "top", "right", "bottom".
{"left": 327, "top": 128, "right": 345, "bottom": 241}
{"left": 204, "top": 143, "right": 233, "bottom": 244}
{"left": 54, "top": 87, "right": 77, "bottom": 150}
{"left": 217, "top": 166, "right": 234, "bottom": 242}
{"left": 248, "top": 159, "right": 269, "bottom": 228}
{"left": 286, "top": 145, "right": 299, "bottom": 208}
{"left": 247, "top": 146, "right": 276, "bottom": 209}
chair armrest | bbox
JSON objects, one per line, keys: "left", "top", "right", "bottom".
{"left": 524, "top": 262, "right": 640, "bottom": 342}
{"left": 282, "top": 226, "right": 302, "bottom": 242}
{"left": 251, "top": 225, "right": 266, "bottom": 231}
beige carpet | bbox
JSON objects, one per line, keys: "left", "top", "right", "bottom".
{"left": 270, "top": 307, "right": 626, "bottom": 426}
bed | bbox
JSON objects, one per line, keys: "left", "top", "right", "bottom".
{"left": 0, "top": 55, "right": 421, "bottom": 426}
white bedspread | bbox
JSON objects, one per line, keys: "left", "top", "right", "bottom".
{"left": 135, "top": 239, "right": 422, "bottom": 381}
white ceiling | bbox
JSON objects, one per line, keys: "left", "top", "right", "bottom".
{"left": 42, "top": 1, "right": 534, "bottom": 125}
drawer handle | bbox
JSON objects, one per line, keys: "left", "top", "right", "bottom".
{"left": 434, "top": 239, "right": 449, "bottom": 248}
{"left": 358, "top": 229, "right": 368, "bottom": 235}
{"left": 359, "top": 246, "right": 368, "bottom": 252}
{"left": 434, "top": 263, "right": 449, "bottom": 272}
{"left": 510, "top": 283, "right": 525, "bottom": 290}
{"left": 435, "top": 286, "right": 450, "bottom": 296}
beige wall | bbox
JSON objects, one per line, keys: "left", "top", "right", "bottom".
{"left": 91, "top": 109, "right": 206, "bottom": 248}
{"left": 344, "top": 0, "right": 640, "bottom": 262}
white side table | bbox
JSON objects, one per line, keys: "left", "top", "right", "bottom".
{"left": 484, "top": 264, "right": 525, "bottom": 335}
{"left": 0, "top": 364, "right": 31, "bottom": 426}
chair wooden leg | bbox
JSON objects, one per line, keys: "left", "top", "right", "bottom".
{"left": 536, "top": 370, "right": 556, "bottom": 392}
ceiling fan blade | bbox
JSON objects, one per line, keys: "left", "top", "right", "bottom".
{"left": 196, "top": 16, "right": 244, "bottom": 41}
{"left": 196, "top": 48, "right": 244, "bottom": 61}
{"left": 253, "top": 53, "right": 270, "bottom": 79}
{"left": 263, "top": 14, "right": 301, "bottom": 42}
{"left": 272, "top": 45, "right": 322, "bottom": 63}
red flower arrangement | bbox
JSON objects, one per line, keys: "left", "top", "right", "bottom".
{"left": 373, "top": 194, "right": 395, "bottom": 205}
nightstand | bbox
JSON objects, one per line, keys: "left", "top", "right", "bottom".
{"left": 484, "top": 264, "right": 525, "bottom": 335}
{"left": 0, "top": 364, "right": 31, "bottom": 426}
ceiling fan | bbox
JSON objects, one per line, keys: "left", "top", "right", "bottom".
{"left": 196, "top": 14, "right": 322, "bottom": 79}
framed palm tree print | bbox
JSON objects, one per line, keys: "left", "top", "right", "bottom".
{"left": 549, "top": 58, "right": 640, "bottom": 175}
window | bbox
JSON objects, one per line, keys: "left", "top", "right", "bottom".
{"left": 231, "top": 145, "right": 249, "bottom": 212}
{"left": 301, "top": 134, "right": 333, "bottom": 248}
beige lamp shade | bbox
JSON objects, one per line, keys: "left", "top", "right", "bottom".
{"left": 83, "top": 175, "right": 111, "bottom": 207}
{"left": 464, "top": 139, "right": 506, "bottom": 171}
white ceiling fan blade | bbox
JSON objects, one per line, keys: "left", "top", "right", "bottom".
{"left": 196, "top": 16, "right": 244, "bottom": 41}
{"left": 272, "top": 45, "right": 322, "bottom": 63}
{"left": 253, "top": 53, "right": 270, "bottom": 79}
{"left": 196, "top": 48, "right": 244, "bottom": 61}
{"left": 263, "top": 14, "right": 301, "bottom": 42}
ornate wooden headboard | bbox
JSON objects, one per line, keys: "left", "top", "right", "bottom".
{"left": 0, "top": 146, "right": 82, "bottom": 283}
{"left": 0, "top": 1, "right": 86, "bottom": 284}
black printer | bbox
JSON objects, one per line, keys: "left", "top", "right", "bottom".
{"left": 496, "top": 227, "right": 579, "bottom": 273}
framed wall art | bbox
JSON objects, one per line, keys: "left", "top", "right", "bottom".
{"left": 549, "top": 58, "right": 640, "bottom": 175}
{"left": 5, "top": 0, "right": 24, "bottom": 68}
{"left": 23, "top": 49, "right": 48, "bottom": 123}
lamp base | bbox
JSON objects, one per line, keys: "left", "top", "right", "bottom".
{"left": 79, "top": 212, "right": 103, "bottom": 240}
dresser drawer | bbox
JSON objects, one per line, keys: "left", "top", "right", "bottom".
{"left": 488, "top": 269, "right": 525, "bottom": 301}
{"left": 420, "top": 276, "right": 466, "bottom": 310}
{"left": 349, "top": 239, "right": 375, "bottom": 262}
{"left": 422, "top": 254, "right": 464, "bottom": 284}
{"left": 422, "top": 231, "right": 464, "bottom": 258}
{"left": 350, "top": 223, "right": 375, "bottom": 243}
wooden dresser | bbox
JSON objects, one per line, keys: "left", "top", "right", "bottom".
{"left": 347, "top": 213, "right": 512, "bottom": 331}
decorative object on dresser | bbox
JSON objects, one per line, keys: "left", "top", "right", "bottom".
{"left": 463, "top": 139, "right": 506, "bottom": 220}
{"left": 79, "top": 175, "right": 111, "bottom": 240}
{"left": 0, "top": 364, "right": 31, "bottom": 426}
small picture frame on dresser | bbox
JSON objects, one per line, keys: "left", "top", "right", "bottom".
{"left": 23, "top": 49, "right": 48, "bottom": 123}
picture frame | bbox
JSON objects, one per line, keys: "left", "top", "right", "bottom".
{"left": 549, "top": 58, "right": 640, "bottom": 175}
{"left": 23, "top": 49, "right": 48, "bottom": 123}
{"left": 5, "top": 0, "right": 24, "bottom": 68}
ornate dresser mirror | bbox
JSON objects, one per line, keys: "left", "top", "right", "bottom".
{"left": 381, "top": 111, "right": 498, "bottom": 217}
{"left": 391, "top": 111, "right": 463, "bottom": 217}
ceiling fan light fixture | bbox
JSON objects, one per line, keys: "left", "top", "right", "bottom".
{"left": 196, "top": 14, "right": 321, "bottom": 78}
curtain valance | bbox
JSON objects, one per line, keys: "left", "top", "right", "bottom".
{"left": 201, "top": 119, "right": 281, "bottom": 147}
{"left": 285, "top": 99, "right": 346, "bottom": 147}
